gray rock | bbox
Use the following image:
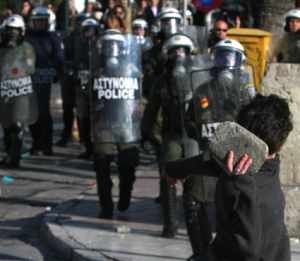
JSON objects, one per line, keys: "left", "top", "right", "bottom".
{"left": 208, "top": 122, "right": 269, "bottom": 175}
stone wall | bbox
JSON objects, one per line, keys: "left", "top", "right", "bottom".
{"left": 262, "top": 63, "right": 300, "bottom": 237}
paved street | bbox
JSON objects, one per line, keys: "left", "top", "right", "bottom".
{"left": 0, "top": 84, "right": 94, "bottom": 260}
{"left": 41, "top": 154, "right": 300, "bottom": 261}
{"left": 0, "top": 140, "right": 95, "bottom": 260}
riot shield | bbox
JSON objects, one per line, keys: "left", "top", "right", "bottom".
{"left": 92, "top": 33, "right": 143, "bottom": 144}
{"left": 0, "top": 45, "right": 38, "bottom": 128}
{"left": 171, "top": 61, "right": 194, "bottom": 105}
{"left": 190, "top": 66, "right": 242, "bottom": 145}
{"left": 183, "top": 25, "right": 208, "bottom": 54}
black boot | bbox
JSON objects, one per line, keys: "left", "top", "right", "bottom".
{"left": 161, "top": 179, "right": 178, "bottom": 238}
{"left": 95, "top": 156, "right": 114, "bottom": 219}
{"left": 5, "top": 125, "right": 23, "bottom": 168}
{"left": 183, "top": 195, "right": 212, "bottom": 259}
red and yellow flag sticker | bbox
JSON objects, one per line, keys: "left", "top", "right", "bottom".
{"left": 200, "top": 96, "right": 209, "bottom": 109}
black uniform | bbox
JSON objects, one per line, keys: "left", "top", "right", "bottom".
{"left": 181, "top": 65, "right": 254, "bottom": 259}
{"left": 26, "top": 30, "right": 64, "bottom": 155}
{"left": 92, "top": 32, "right": 142, "bottom": 219}
{"left": 0, "top": 40, "right": 36, "bottom": 168}
{"left": 56, "top": 31, "right": 77, "bottom": 146}
{"left": 142, "top": 53, "right": 199, "bottom": 238}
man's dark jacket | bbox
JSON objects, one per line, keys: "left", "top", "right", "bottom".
{"left": 167, "top": 156, "right": 291, "bottom": 261}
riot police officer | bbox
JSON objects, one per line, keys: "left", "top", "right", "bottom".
{"left": 0, "top": 15, "right": 36, "bottom": 168}
{"left": 275, "top": 9, "right": 300, "bottom": 62}
{"left": 142, "top": 8, "right": 184, "bottom": 204}
{"left": 132, "top": 18, "right": 153, "bottom": 52}
{"left": 132, "top": 18, "right": 153, "bottom": 125}
{"left": 143, "top": 33, "right": 197, "bottom": 238}
{"left": 145, "top": 7, "right": 183, "bottom": 83}
{"left": 183, "top": 39, "right": 254, "bottom": 261}
{"left": 92, "top": 29, "right": 142, "bottom": 219}
{"left": 56, "top": 12, "right": 91, "bottom": 147}
{"left": 75, "top": 17, "right": 100, "bottom": 159}
{"left": 26, "top": 6, "right": 64, "bottom": 155}
{"left": 159, "top": 7, "right": 183, "bottom": 38}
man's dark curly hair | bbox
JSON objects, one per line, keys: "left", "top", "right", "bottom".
{"left": 237, "top": 94, "right": 293, "bottom": 154}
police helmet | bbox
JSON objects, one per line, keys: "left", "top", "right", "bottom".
{"left": 81, "top": 18, "right": 99, "bottom": 37}
{"left": 213, "top": 39, "right": 246, "bottom": 68}
{"left": 159, "top": 7, "right": 182, "bottom": 21}
{"left": 30, "top": 6, "right": 51, "bottom": 31}
{"left": 163, "top": 33, "right": 194, "bottom": 54}
{"left": 81, "top": 18, "right": 99, "bottom": 28}
{"left": 31, "top": 6, "right": 50, "bottom": 19}
{"left": 285, "top": 9, "right": 300, "bottom": 20}
{"left": 159, "top": 7, "right": 182, "bottom": 37}
{"left": 132, "top": 19, "right": 148, "bottom": 30}
{"left": 284, "top": 9, "right": 300, "bottom": 32}
{"left": 4, "top": 15, "right": 26, "bottom": 35}
{"left": 76, "top": 12, "right": 91, "bottom": 27}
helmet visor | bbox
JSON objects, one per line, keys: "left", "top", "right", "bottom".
{"left": 82, "top": 26, "right": 97, "bottom": 37}
{"left": 213, "top": 48, "right": 243, "bottom": 68}
{"left": 161, "top": 18, "right": 179, "bottom": 35}
{"left": 103, "top": 40, "right": 122, "bottom": 57}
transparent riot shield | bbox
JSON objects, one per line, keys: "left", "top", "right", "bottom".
{"left": 183, "top": 25, "right": 208, "bottom": 54}
{"left": 190, "top": 66, "right": 242, "bottom": 144}
{"left": 92, "top": 33, "right": 143, "bottom": 144}
{"left": 0, "top": 47, "right": 38, "bottom": 128}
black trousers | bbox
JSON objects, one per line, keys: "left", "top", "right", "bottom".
{"left": 30, "top": 83, "right": 52, "bottom": 152}
{"left": 3, "top": 124, "right": 23, "bottom": 167}
{"left": 60, "top": 74, "right": 76, "bottom": 140}
{"left": 94, "top": 145, "right": 139, "bottom": 215}
{"left": 183, "top": 193, "right": 214, "bottom": 259}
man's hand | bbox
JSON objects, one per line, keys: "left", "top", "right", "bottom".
{"left": 226, "top": 150, "right": 253, "bottom": 175}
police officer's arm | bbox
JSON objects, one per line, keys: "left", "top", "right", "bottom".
{"left": 166, "top": 152, "right": 253, "bottom": 179}
{"left": 165, "top": 155, "right": 220, "bottom": 179}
